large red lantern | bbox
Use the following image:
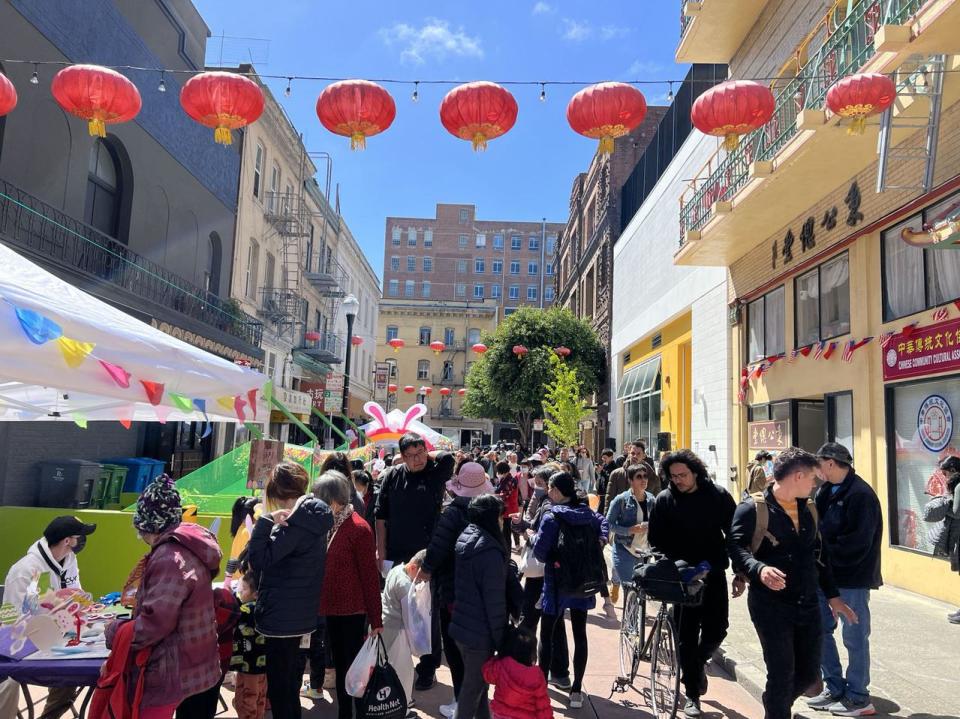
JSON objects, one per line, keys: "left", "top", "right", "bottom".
{"left": 403, "top": 385, "right": 415, "bottom": 394}
{"left": 554, "top": 346, "right": 571, "bottom": 358}
{"left": 304, "top": 331, "right": 322, "bottom": 342}
{"left": 388, "top": 338, "right": 405, "bottom": 353}
{"left": 567, "top": 82, "right": 647, "bottom": 155}
{"left": 316, "top": 80, "right": 396, "bottom": 151}
{"left": 388, "top": 384, "right": 398, "bottom": 393}
{"left": 440, "top": 81, "right": 518, "bottom": 151}
{"left": 826, "top": 73, "right": 896, "bottom": 135}
{"left": 439, "top": 387, "right": 451, "bottom": 396}
{"left": 0, "top": 73, "right": 17, "bottom": 117}
{"left": 180, "top": 71, "right": 264, "bottom": 145}
{"left": 51, "top": 65, "right": 141, "bottom": 138}
{"left": 513, "top": 344, "right": 529, "bottom": 359}
{"left": 691, "top": 80, "right": 775, "bottom": 151}
{"left": 420, "top": 386, "right": 433, "bottom": 396}
{"left": 457, "top": 388, "right": 467, "bottom": 396}
{"left": 429, "top": 340, "right": 446, "bottom": 355}
{"left": 471, "top": 343, "right": 488, "bottom": 355}
{"left": 351, "top": 336, "right": 364, "bottom": 346}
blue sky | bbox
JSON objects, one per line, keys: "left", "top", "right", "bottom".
{"left": 193, "top": 1, "right": 686, "bottom": 283}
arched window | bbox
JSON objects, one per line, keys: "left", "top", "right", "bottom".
{"left": 206, "top": 232, "right": 223, "bottom": 295}
{"left": 85, "top": 138, "right": 131, "bottom": 242}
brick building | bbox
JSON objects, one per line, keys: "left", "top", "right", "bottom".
{"left": 382, "top": 204, "right": 564, "bottom": 314}
{"left": 555, "top": 107, "right": 667, "bottom": 455}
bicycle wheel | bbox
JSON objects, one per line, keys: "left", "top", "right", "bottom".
{"left": 649, "top": 613, "right": 681, "bottom": 719}
{"left": 618, "top": 589, "right": 642, "bottom": 683}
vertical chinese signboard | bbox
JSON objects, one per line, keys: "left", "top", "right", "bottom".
{"left": 374, "top": 363, "right": 389, "bottom": 400}
{"left": 323, "top": 372, "right": 344, "bottom": 414}
{"left": 747, "top": 420, "right": 789, "bottom": 451}
{"left": 247, "top": 439, "right": 285, "bottom": 490}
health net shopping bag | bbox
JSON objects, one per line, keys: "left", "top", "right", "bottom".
{"left": 345, "top": 635, "right": 380, "bottom": 698}
{"left": 360, "top": 635, "right": 407, "bottom": 719}
{"left": 400, "top": 576, "right": 432, "bottom": 657}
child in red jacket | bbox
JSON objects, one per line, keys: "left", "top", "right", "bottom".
{"left": 482, "top": 627, "right": 553, "bottom": 719}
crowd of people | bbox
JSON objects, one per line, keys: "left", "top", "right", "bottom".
{"left": 3, "top": 434, "right": 958, "bottom": 719}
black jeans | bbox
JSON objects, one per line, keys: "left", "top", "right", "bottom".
{"left": 264, "top": 636, "right": 307, "bottom": 719}
{"left": 674, "top": 572, "right": 729, "bottom": 699}
{"left": 176, "top": 676, "right": 223, "bottom": 719}
{"left": 749, "top": 595, "right": 823, "bottom": 719}
{"left": 414, "top": 583, "right": 443, "bottom": 681}
{"left": 439, "top": 605, "right": 465, "bottom": 697}
{"left": 307, "top": 618, "right": 328, "bottom": 690}
{"left": 539, "top": 609, "right": 587, "bottom": 692}
{"left": 521, "top": 578, "right": 569, "bottom": 679}
{"left": 327, "top": 614, "right": 367, "bottom": 719}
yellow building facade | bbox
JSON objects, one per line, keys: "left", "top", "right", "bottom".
{"left": 376, "top": 299, "right": 499, "bottom": 447}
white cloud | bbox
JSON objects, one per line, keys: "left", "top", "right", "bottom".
{"left": 561, "top": 18, "right": 592, "bottom": 41}
{"left": 627, "top": 60, "right": 664, "bottom": 77}
{"left": 379, "top": 18, "right": 484, "bottom": 65}
{"left": 600, "top": 25, "right": 630, "bottom": 40}
{"left": 532, "top": 1, "right": 554, "bottom": 15}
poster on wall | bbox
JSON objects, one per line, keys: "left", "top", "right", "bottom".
{"left": 247, "top": 439, "right": 285, "bottom": 490}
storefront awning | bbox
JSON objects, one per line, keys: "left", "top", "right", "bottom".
{"left": 617, "top": 356, "right": 661, "bottom": 400}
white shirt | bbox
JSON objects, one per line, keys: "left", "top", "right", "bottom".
{"left": 2, "top": 537, "right": 82, "bottom": 613}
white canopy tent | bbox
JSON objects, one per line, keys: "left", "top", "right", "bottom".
{"left": 0, "top": 243, "right": 268, "bottom": 424}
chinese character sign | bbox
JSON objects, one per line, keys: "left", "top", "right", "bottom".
{"left": 747, "top": 420, "right": 789, "bottom": 450}
{"left": 323, "top": 372, "right": 345, "bottom": 413}
{"left": 883, "top": 317, "right": 960, "bottom": 382}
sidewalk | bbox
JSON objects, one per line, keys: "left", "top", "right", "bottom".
{"left": 715, "top": 580, "right": 960, "bottom": 719}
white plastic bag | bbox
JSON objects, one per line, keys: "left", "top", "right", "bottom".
{"left": 345, "top": 635, "right": 379, "bottom": 698}
{"left": 401, "top": 577, "right": 432, "bottom": 657}
{"left": 519, "top": 543, "right": 544, "bottom": 578}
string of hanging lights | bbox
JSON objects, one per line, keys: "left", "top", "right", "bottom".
{"left": 0, "top": 57, "right": 938, "bottom": 151}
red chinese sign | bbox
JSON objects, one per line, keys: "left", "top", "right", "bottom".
{"left": 747, "top": 420, "right": 789, "bottom": 450}
{"left": 299, "top": 380, "right": 326, "bottom": 411}
{"left": 882, "top": 317, "right": 960, "bottom": 382}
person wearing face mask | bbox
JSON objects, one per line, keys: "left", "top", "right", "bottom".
{"left": 2, "top": 516, "right": 97, "bottom": 719}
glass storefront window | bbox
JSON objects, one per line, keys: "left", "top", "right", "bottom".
{"left": 620, "top": 356, "right": 662, "bottom": 452}
{"left": 888, "top": 377, "right": 960, "bottom": 554}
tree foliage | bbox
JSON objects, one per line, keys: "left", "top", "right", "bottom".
{"left": 542, "top": 353, "right": 591, "bottom": 447}
{"left": 461, "top": 306, "right": 605, "bottom": 446}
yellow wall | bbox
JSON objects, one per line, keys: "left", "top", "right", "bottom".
{"left": 621, "top": 314, "right": 693, "bottom": 451}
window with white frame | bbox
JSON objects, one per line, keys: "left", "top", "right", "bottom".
{"left": 245, "top": 239, "right": 259, "bottom": 299}
{"left": 544, "top": 286, "right": 555, "bottom": 302}
{"left": 456, "top": 283, "right": 466, "bottom": 298}
{"left": 747, "top": 286, "right": 786, "bottom": 362}
{"left": 444, "top": 327, "right": 455, "bottom": 345}
{"left": 475, "top": 258, "right": 485, "bottom": 273}
{"left": 459, "top": 234, "right": 468, "bottom": 248}
{"left": 492, "top": 259, "right": 503, "bottom": 274}
{"left": 404, "top": 280, "right": 415, "bottom": 297}
{"left": 407, "top": 256, "right": 416, "bottom": 272}
{"left": 457, "top": 259, "right": 468, "bottom": 273}
{"left": 386, "top": 325, "right": 398, "bottom": 341}
{"left": 417, "top": 360, "right": 430, "bottom": 380}
{"left": 474, "top": 284, "right": 484, "bottom": 299}
{"left": 424, "top": 229, "right": 433, "bottom": 247}
{"left": 407, "top": 228, "right": 417, "bottom": 247}
{"left": 491, "top": 284, "right": 501, "bottom": 299}
{"left": 545, "top": 262, "right": 553, "bottom": 276}
{"left": 795, "top": 252, "right": 850, "bottom": 346}
{"left": 510, "top": 261, "right": 520, "bottom": 275}
{"left": 468, "top": 328, "right": 481, "bottom": 344}
{"left": 546, "top": 236, "right": 556, "bottom": 254}
{"left": 511, "top": 235, "right": 522, "bottom": 250}
{"left": 253, "top": 142, "right": 264, "bottom": 199}
{"left": 493, "top": 234, "right": 504, "bottom": 249}
{"left": 476, "top": 233, "right": 486, "bottom": 248}
{"left": 422, "top": 281, "right": 431, "bottom": 298}
{"left": 509, "top": 285, "right": 519, "bottom": 300}
{"left": 529, "top": 235, "right": 540, "bottom": 251}
{"left": 388, "top": 279, "right": 399, "bottom": 296}
{"left": 423, "top": 256, "right": 433, "bottom": 272}
{"left": 419, "top": 326, "right": 431, "bottom": 345}
{"left": 459, "top": 209, "right": 469, "bottom": 224}
{"left": 392, "top": 227, "right": 401, "bottom": 246}
{"left": 527, "top": 286, "right": 538, "bottom": 301}
{"left": 528, "top": 262, "right": 538, "bottom": 275}
{"left": 390, "top": 256, "right": 400, "bottom": 271}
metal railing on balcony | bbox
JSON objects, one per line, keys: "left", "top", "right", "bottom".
{"left": 679, "top": 0, "right": 697, "bottom": 39}
{"left": 432, "top": 372, "right": 466, "bottom": 387}
{"left": 0, "top": 179, "right": 263, "bottom": 348}
{"left": 430, "top": 408, "right": 464, "bottom": 421}
{"left": 678, "top": 0, "right": 923, "bottom": 246}
{"left": 299, "top": 329, "right": 343, "bottom": 365}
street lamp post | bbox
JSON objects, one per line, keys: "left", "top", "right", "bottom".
{"left": 341, "top": 294, "right": 360, "bottom": 421}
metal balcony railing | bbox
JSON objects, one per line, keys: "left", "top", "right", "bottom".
{"left": 299, "top": 329, "right": 343, "bottom": 364}
{"left": 432, "top": 372, "right": 466, "bottom": 387}
{"left": 679, "top": 0, "right": 697, "bottom": 39}
{"left": 0, "top": 179, "right": 263, "bottom": 348}
{"left": 430, "top": 408, "right": 464, "bottom": 421}
{"left": 678, "top": 0, "right": 923, "bottom": 246}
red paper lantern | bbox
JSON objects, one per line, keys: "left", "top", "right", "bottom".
{"left": 51, "top": 65, "right": 141, "bottom": 138}
{"left": 316, "top": 79, "right": 396, "bottom": 151}
{"left": 440, "top": 81, "right": 518, "bottom": 151}
{"left": 420, "top": 386, "right": 433, "bottom": 396}
{"left": 471, "top": 343, "right": 488, "bottom": 354}
{"left": 429, "top": 340, "right": 446, "bottom": 355}
{"left": 554, "top": 346, "right": 571, "bottom": 358}
{"left": 566, "top": 82, "right": 647, "bottom": 155}
{"left": 513, "top": 344, "right": 529, "bottom": 358}
{"left": 388, "top": 384, "right": 398, "bottom": 393}
{"left": 439, "top": 387, "right": 451, "bottom": 396}
{"left": 691, "top": 80, "right": 775, "bottom": 151}
{"left": 826, "top": 73, "right": 896, "bottom": 135}
{"left": 388, "top": 338, "right": 405, "bottom": 353}
{"left": 0, "top": 73, "right": 17, "bottom": 117}
{"left": 304, "top": 331, "right": 321, "bottom": 342}
{"left": 457, "top": 388, "right": 467, "bottom": 396}
{"left": 180, "top": 71, "right": 264, "bottom": 145}
{"left": 351, "top": 336, "right": 364, "bottom": 346}
{"left": 403, "top": 385, "right": 415, "bottom": 394}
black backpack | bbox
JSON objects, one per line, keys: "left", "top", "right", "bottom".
{"left": 552, "top": 513, "right": 605, "bottom": 598}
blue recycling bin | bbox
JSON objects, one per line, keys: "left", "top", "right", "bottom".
{"left": 138, "top": 458, "right": 166, "bottom": 483}
{"left": 100, "top": 458, "right": 153, "bottom": 493}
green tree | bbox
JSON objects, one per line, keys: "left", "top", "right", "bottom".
{"left": 542, "top": 353, "right": 591, "bottom": 447}
{"left": 462, "top": 306, "right": 604, "bottom": 447}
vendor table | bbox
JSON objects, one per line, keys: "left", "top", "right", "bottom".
{"left": 0, "top": 657, "right": 102, "bottom": 719}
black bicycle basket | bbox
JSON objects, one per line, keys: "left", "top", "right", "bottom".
{"left": 633, "top": 558, "right": 707, "bottom": 607}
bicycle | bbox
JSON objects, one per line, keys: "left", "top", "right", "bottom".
{"left": 615, "top": 564, "right": 707, "bottom": 719}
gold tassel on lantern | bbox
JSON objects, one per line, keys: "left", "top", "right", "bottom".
{"left": 723, "top": 133, "right": 740, "bottom": 151}
{"left": 471, "top": 132, "right": 489, "bottom": 152}
{"left": 87, "top": 118, "right": 106, "bottom": 138}
{"left": 846, "top": 116, "right": 867, "bottom": 135}
{"left": 214, "top": 126, "right": 233, "bottom": 145}
{"left": 350, "top": 132, "right": 367, "bottom": 151}
{"left": 598, "top": 135, "right": 615, "bottom": 155}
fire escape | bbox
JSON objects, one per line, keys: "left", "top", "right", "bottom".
{"left": 259, "top": 189, "right": 308, "bottom": 340}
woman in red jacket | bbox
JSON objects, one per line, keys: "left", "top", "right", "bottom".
{"left": 314, "top": 471, "right": 383, "bottom": 719}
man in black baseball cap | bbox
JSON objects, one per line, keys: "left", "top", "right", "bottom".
{"left": 2, "top": 516, "right": 96, "bottom": 719}
{"left": 806, "top": 443, "right": 882, "bottom": 717}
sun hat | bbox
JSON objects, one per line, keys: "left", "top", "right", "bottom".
{"left": 445, "top": 461, "right": 495, "bottom": 498}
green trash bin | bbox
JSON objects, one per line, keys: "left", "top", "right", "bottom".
{"left": 103, "top": 464, "right": 128, "bottom": 510}
{"left": 91, "top": 465, "right": 112, "bottom": 509}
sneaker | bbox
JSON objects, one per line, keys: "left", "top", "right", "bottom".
{"left": 807, "top": 688, "right": 844, "bottom": 710}
{"left": 299, "top": 685, "right": 325, "bottom": 701}
{"left": 610, "top": 583, "right": 620, "bottom": 604}
{"left": 407, "top": 697, "right": 416, "bottom": 709}
{"left": 323, "top": 667, "right": 336, "bottom": 690}
{"left": 549, "top": 673, "right": 572, "bottom": 690}
{"left": 603, "top": 600, "right": 618, "bottom": 620}
{"left": 827, "top": 697, "right": 877, "bottom": 716}
{"left": 414, "top": 673, "right": 436, "bottom": 691}
{"left": 683, "top": 697, "right": 702, "bottom": 717}
{"left": 439, "top": 701, "right": 457, "bottom": 718}
{"left": 949, "top": 609, "right": 960, "bottom": 624}
{"left": 569, "top": 691, "right": 585, "bottom": 708}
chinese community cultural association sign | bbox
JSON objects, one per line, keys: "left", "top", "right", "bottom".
{"left": 883, "top": 316, "right": 960, "bottom": 382}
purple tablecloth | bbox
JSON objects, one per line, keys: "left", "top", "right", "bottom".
{"left": 0, "top": 657, "right": 103, "bottom": 687}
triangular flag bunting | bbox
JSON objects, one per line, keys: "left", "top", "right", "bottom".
{"left": 14, "top": 307, "right": 62, "bottom": 345}
{"left": 99, "top": 360, "right": 131, "bottom": 388}
{"left": 201, "top": 421, "right": 212, "bottom": 439}
{"left": 154, "top": 405, "right": 172, "bottom": 424}
{"left": 140, "top": 380, "right": 165, "bottom": 406}
{"left": 822, "top": 341, "right": 838, "bottom": 360}
{"left": 56, "top": 337, "right": 95, "bottom": 368}
{"left": 119, "top": 418, "right": 132, "bottom": 429}
{"left": 902, "top": 322, "right": 919, "bottom": 337}
{"left": 798, "top": 344, "right": 814, "bottom": 357}
{"left": 72, "top": 413, "right": 87, "bottom": 430}
{"left": 234, "top": 396, "right": 247, "bottom": 422}
{"left": 247, "top": 389, "right": 258, "bottom": 420}
{"left": 216, "top": 396, "right": 235, "bottom": 412}
{"left": 262, "top": 380, "right": 273, "bottom": 404}
{"left": 169, "top": 393, "right": 194, "bottom": 413}
{"left": 193, "top": 399, "right": 212, "bottom": 439}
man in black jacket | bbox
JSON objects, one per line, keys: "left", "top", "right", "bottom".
{"left": 728, "top": 447, "right": 857, "bottom": 719}
{"left": 648, "top": 449, "right": 736, "bottom": 718}
{"left": 807, "top": 443, "right": 882, "bottom": 717}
